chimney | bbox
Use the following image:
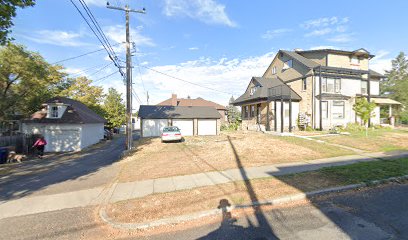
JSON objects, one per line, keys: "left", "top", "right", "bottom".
{"left": 171, "top": 94, "right": 177, "bottom": 106}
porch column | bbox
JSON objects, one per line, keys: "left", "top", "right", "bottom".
{"left": 319, "top": 66, "right": 323, "bottom": 131}
{"left": 266, "top": 101, "right": 270, "bottom": 131}
{"left": 289, "top": 98, "right": 292, "bottom": 132}
{"left": 389, "top": 105, "right": 392, "bottom": 118}
{"left": 274, "top": 100, "right": 277, "bottom": 131}
{"left": 367, "top": 72, "right": 371, "bottom": 127}
{"left": 280, "top": 98, "right": 284, "bottom": 133}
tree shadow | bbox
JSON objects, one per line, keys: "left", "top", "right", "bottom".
{"left": 0, "top": 134, "right": 143, "bottom": 201}
{"left": 198, "top": 136, "right": 278, "bottom": 239}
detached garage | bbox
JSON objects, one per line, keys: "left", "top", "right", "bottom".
{"left": 138, "top": 105, "right": 221, "bottom": 137}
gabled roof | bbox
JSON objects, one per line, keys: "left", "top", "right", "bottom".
{"left": 157, "top": 97, "right": 226, "bottom": 110}
{"left": 138, "top": 105, "right": 222, "bottom": 119}
{"left": 369, "top": 69, "right": 385, "bottom": 78}
{"left": 233, "top": 77, "right": 302, "bottom": 105}
{"left": 295, "top": 48, "right": 375, "bottom": 59}
{"left": 280, "top": 50, "right": 320, "bottom": 69}
{"left": 23, "top": 97, "right": 106, "bottom": 124}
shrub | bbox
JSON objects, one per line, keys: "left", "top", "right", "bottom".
{"left": 345, "top": 123, "right": 366, "bottom": 132}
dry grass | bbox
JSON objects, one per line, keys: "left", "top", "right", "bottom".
{"left": 108, "top": 157, "right": 408, "bottom": 224}
{"left": 118, "top": 131, "right": 352, "bottom": 182}
{"left": 318, "top": 128, "right": 408, "bottom": 152}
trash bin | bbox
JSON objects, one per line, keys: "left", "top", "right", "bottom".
{"left": 0, "top": 147, "right": 9, "bottom": 164}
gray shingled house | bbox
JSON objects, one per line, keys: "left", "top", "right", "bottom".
{"left": 138, "top": 105, "right": 221, "bottom": 137}
{"left": 22, "top": 97, "right": 106, "bottom": 152}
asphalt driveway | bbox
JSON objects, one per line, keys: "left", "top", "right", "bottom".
{"left": 0, "top": 132, "right": 140, "bottom": 201}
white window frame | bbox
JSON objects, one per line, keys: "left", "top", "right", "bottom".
{"left": 350, "top": 57, "right": 360, "bottom": 65}
{"left": 249, "top": 86, "right": 257, "bottom": 96}
{"left": 283, "top": 59, "right": 293, "bottom": 70}
{"left": 50, "top": 106, "right": 59, "bottom": 118}
{"left": 321, "top": 101, "right": 328, "bottom": 119}
{"left": 302, "top": 78, "right": 307, "bottom": 91}
{"left": 272, "top": 66, "right": 277, "bottom": 75}
{"left": 322, "top": 77, "right": 341, "bottom": 93}
{"left": 361, "top": 81, "right": 368, "bottom": 95}
{"left": 332, "top": 101, "right": 345, "bottom": 119}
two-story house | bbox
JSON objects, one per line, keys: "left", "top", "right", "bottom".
{"left": 233, "top": 48, "right": 402, "bottom": 132}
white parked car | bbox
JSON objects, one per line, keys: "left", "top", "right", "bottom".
{"left": 161, "top": 126, "right": 183, "bottom": 142}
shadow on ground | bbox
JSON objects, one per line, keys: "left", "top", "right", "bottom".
{"left": 0, "top": 133, "right": 142, "bottom": 201}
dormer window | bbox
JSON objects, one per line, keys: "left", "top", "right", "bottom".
{"left": 250, "top": 86, "right": 258, "bottom": 96}
{"left": 50, "top": 106, "right": 59, "bottom": 118}
{"left": 350, "top": 57, "right": 360, "bottom": 65}
{"left": 272, "top": 66, "right": 277, "bottom": 75}
{"left": 283, "top": 59, "right": 293, "bottom": 70}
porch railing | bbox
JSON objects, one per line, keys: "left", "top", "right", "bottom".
{"left": 268, "top": 85, "right": 292, "bottom": 100}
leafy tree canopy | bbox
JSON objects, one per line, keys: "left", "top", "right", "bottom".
{"left": 0, "top": 0, "right": 36, "bottom": 45}
{"left": 0, "top": 43, "right": 66, "bottom": 120}
{"left": 353, "top": 97, "right": 376, "bottom": 136}
{"left": 103, "top": 88, "right": 125, "bottom": 128}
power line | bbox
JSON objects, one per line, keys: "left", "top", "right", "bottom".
{"left": 78, "top": 0, "right": 119, "bottom": 62}
{"left": 92, "top": 71, "right": 119, "bottom": 84}
{"left": 140, "top": 65, "right": 235, "bottom": 95}
{"left": 86, "top": 62, "right": 114, "bottom": 78}
{"left": 69, "top": 0, "right": 123, "bottom": 76}
{"left": 52, "top": 43, "right": 121, "bottom": 64}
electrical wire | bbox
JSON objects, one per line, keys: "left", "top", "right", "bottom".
{"left": 52, "top": 43, "right": 121, "bottom": 64}
{"left": 93, "top": 71, "right": 119, "bottom": 84}
{"left": 139, "top": 65, "right": 235, "bottom": 95}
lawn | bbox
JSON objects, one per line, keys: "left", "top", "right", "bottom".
{"left": 317, "top": 127, "right": 408, "bottom": 152}
{"left": 107, "top": 158, "right": 408, "bottom": 223}
{"left": 118, "top": 131, "right": 353, "bottom": 182}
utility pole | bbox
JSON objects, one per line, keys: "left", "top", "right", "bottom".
{"left": 107, "top": 2, "right": 145, "bottom": 150}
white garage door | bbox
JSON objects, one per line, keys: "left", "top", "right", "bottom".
{"left": 172, "top": 119, "right": 194, "bottom": 136}
{"left": 198, "top": 119, "right": 217, "bottom": 135}
{"left": 142, "top": 119, "right": 168, "bottom": 137}
{"left": 46, "top": 129, "right": 80, "bottom": 152}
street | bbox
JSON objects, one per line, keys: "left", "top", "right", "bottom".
{"left": 0, "top": 133, "right": 140, "bottom": 201}
{"left": 0, "top": 182, "right": 407, "bottom": 239}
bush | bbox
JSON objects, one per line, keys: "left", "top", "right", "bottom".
{"left": 305, "top": 126, "right": 314, "bottom": 131}
{"left": 400, "top": 111, "right": 408, "bottom": 124}
{"left": 345, "top": 123, "right": 366, "bottom": 132}
{"left": 220, "top": 122, "right": 240, "bottom": 131}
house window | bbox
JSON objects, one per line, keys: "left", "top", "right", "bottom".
{"left": 283, "top": 59, "right": 293, "bottom": 70}
{"left": 250, "top": 105, "right": 255, "bottom": 118}
{"left": 332, "top": 101, "right": 345, "bottom": 119}
{"left": 244, "top": 106, "right": 249, "bottom": 118}
{"left": 322, "top": 78, "right": 341, "bottom": 93}
{"left": 350, "top": 57, "right": 360, "bottom": 65}
{"left": 302, "top": 78, "right": 307, "bottom": 91}
{"left": 361, "top": 81, "right": 368, "bottom": 95}
{"left": 50, "top": 106, "right": 58, "bottom": 118}
{"left": 250, "top": 86, "right": 257, "bottom": 96}
{"left": 272, "top": 66, "right": 277, "bottom": 75}
{"left": 321, "top": 101, "right": 328, "bottom": 119}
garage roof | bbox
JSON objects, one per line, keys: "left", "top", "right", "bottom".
{"left": 138, "top": 105, "right": 222, "bottom": 119}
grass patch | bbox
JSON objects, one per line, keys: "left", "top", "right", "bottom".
{"left": 109, "top": 157, "right": 408, "bottom": 223}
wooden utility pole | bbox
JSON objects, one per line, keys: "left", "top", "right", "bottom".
{"left": 107, "top": 3, "right": 145, "bottom": 150}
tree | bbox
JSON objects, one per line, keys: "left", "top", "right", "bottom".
{"left": 60, "top": 76, "right": 105, "bottom": 115}
{"left": 383, "top": 52, "right": 408, "bottom": 123}
{"left": 0, "top": 0, "right": 36, "bottom": 45}
{"left": 227, "top": 96, "right": 240, "bottom": 124}
{"left": 103, "top": 88, "right": 125, "bottom": 129}
{"left": 353, "top": 97, "right": 376, "bottom": 136}
{"left": 0, "top": 43, "right": 66, "bottom": 120}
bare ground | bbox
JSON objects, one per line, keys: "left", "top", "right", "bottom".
{"left": 118, "top": 131, "right": 352, "bottom": 182}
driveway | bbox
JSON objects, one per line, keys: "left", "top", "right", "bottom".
{"left": 0, "top": 132, "right": 140, "bottom": 201}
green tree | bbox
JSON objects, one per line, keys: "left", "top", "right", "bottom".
{"left": 0, "top": 43, "right": 66, "bottom": 120}
{"left": 383, "top": 52, "right": 408, "bottom": 123}
{"left": 0, "top": 0, "right": 36, "bottom": 45}
{"left": 60, "top": 76, "right": 105, "bottom": 115}
{"left": 103, "top": 88, "right": 125, "bottom": 128}
{"left": 353, "top": 97, "right": 376, "bottom": 136}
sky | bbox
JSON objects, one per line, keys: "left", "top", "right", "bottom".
{"left": 10, "top": 0, "right": 408, "bottom": 108}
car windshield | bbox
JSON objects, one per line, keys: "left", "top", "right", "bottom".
{"left": 163, "top": 127, "right": 179, "bottom": 132}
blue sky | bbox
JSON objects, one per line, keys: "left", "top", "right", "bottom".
{"left": 11, "top": 0, "right": 408, "bottom": 107}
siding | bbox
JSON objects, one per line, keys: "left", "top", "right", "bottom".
{"left": 327, "top": 54, "right": 369, "bottom": 70}
{"left": 80, "top": 123, "right": 104, "bottom": 149}
{"left": 263, "top": 53, "right": 312, "bottom": 81}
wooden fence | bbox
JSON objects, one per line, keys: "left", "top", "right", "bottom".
{"left": 0, "top": 134, "right": 37, "bottom": 154}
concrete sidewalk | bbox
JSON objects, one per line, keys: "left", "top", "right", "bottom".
{"left": 1, "top": 150, "right": 407, "bottom": 220}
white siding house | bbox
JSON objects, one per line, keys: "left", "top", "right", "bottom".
{"left": 22, "top": 97, "right": 106, "bottom": 152}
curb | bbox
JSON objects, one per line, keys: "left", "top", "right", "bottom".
{"left": 99, "top": 174, "right": 408, "bottom": 230}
